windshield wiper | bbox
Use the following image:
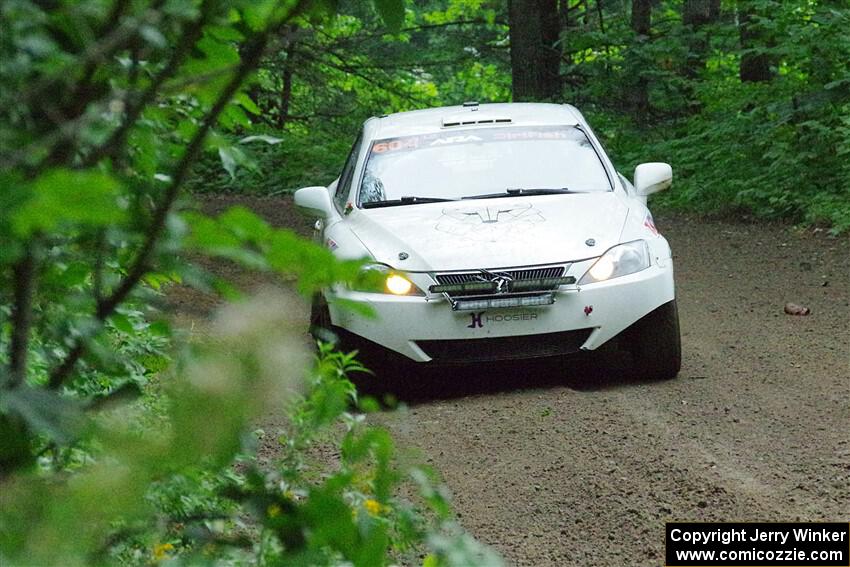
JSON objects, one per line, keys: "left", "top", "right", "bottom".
{"left": 462, "top": 187, "right": 583, "bottom": 200}
{"left": 362, "top": 196, "right": 457, "bottom": 209}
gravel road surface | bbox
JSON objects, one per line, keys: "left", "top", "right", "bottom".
{"left": 183, "top": 195, "right": 849, "bottom": 566}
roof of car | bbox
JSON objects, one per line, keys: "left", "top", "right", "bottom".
{"left": 366, "top": 102, "right": 583, "bottom": 139}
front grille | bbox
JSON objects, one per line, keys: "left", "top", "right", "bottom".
{"left": 434, "top": 266, "right": 566, "bottom": 299}
{"left": 436, "top": 266, "right": 564, "bottom": 286}
{"left": 416, "top": 329, "right": 592, "bottom": 364}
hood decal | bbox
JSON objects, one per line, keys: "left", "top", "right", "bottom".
{"left": 348, "top": 193, "right": 628, "bottom": 271}
{"left": 434, "top": 203, "right": 545, "bottom": 243}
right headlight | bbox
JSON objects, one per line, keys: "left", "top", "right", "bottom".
{"left": 579, "top": 240, "right": 650, "bottom": 285}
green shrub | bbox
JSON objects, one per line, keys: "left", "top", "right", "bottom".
{"left": 187, "top": 128, "right": 351, "bottom": 195}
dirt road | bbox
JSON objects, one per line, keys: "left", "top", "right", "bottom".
{"left": 188, "top": 195, "right": 849, "bottom": 566}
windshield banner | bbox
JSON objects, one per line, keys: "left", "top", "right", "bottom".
{"left": 369, "top": 125, "right": 586, "bottom": 155}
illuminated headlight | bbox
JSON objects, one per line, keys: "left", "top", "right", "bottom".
{"left": 579, "top": 240, "right": 650, "bottom": 284}
{"left": 352, "top": 264, "right": 424, "bottom": 296}
{"left": 385, "top": 273, "right": 414, "bottom": 295}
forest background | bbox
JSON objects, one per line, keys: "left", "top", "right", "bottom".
{"left": 193, "top": 0, "right": 850, "bottom": 231}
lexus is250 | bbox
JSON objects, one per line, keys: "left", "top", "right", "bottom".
{"left": 295, "top": 102, "right": 681, "bottom": 379}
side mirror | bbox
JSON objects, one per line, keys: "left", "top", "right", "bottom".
{"left": 294, "top": 186, "right": 333, "bottom": 218}
{"left": 634, "top": 162, "right": 672, "bottom": 196}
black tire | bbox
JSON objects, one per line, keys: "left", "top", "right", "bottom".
{"left": 308, "top": 297, "right": 390, "bottom": 385}
{"left": 309, "top": 293, "right": 336, "bottom": 344}
{"left": 626, "top": 299, "right": 682, "bottom": 380}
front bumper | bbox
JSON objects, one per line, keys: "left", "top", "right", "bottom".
{"left": 327, "top": 260, "right": 675, "bottom": 364}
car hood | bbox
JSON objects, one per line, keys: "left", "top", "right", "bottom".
{"left": 347, "top": 192, "right": 628, "bottom": 271}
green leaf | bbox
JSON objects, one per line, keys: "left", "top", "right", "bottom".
{"left": 11, "top": 170, "right": 124, "bottom": 237}
{"left": 218, "top": 206, "right": 272, "bottom": 240}
{"left": 234, "top": 92, "right": 261, "bottom": 115}
{"left": 219, "top": 103, "right": 252, "bottom": 130}
{"left": 196, "top": 35, "right": 240, "bottom": 69}
{"left": 2, "top": 387, "right": 87, "bottom": 445}
{"left": 109, "top": 313, "right": 135, "bottom": 335}
{"left": 139, "top": 25, "right": 167, "bottom": 48}
{"left": 0, "top": 412, "right": 36, "bottom": 472}
{"left": 184, "top": 211, "right": 242, "bottom": 250}
{"left": 51, "top": 262, "right": 90, "bottom": 288}
{"left": 148, "top": 320, "right": 172, "bottom": 337}
{"left": 143, "top": 271, "right": 181, "bottom": 290}
{"left": 217, "top": 145, "right": 255, "bottom": 179}
{"left": 219, "top": 146, "right": 238, "bottom": 179}
{"left": 372, "top": 0, "right": 405, "bottom": 32}
{"left": 302, "top": 484, "right": 360, "bottom": 555}
{"left": 211, "top": 276, "right": 241, "bottom": 300}
{"left": 87, "top": 382, "right": 143, "bottom": 411}
{"left": 240, "top": 134, "right": 283, "bottom": 145}
{"left": 206, "top": 25, "right": 245, "bottom": 42}
{"left": 242, "top": 1, "right": 278, "bottom": 31}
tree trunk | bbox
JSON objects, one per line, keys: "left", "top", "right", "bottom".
{"left": 509, "top": 0, "right": 540, "bottom": 101}
{"left": 709, "top": 0, "right": 721, "bottom": 20}
{"left": 738, "top": 2, "right": 774, "bottom": 82}
{"left": 559, "top": 0, "right": 578, "bottom": 68}
{"left": 632, "top": 0, "right": 650, "bottom": 34}
{"left": 683, "top": 0, "right": 712, "bottom": 27}
{"left": 682, "top": 0, "right": 718, "bottom": 79}
{"left": 539, "top": 0, "right": 560, "bottom": 97}
{"left": 509, "top": 0, "right": 561, "bottom": 101}
{"left": 278, "top": 40, "right": 297, "bottom": 128}
{"left": 629, "top": 0, "right": 651, "bottom": 115}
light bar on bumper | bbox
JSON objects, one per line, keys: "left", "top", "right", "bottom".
{"left": 429, "top": 281, "right": 498, "bottom": 294}
{"left": 429, "top": 276, "right": 576, "bottom": 295}
{"left": 451, "top": 293, "right": 556, "bottom": 311}
{"left": 507, "top": 276, "right": 576, "bottom": 291}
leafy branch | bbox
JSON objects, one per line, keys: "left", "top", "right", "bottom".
{"left": 47, "top": 6, "right": 308, "bottom": 390}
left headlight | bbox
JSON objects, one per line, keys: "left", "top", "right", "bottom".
{"left": 579, "top": 240, "right": 650, "bottom": 285}
{"left": 352, "top": 264, "right": 424, "bottom": 296}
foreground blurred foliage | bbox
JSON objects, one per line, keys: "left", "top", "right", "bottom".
{"left": 2, "top": 294, "right": 500, "bottom": 565}
{"left": 0, "top": 0, "right": 500, "bottom": 564}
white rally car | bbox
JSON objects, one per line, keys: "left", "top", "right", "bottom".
{"left": 295, "top": 102, "right": 681, "bottom": 379}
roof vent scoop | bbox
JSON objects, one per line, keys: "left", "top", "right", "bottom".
{"left": 441, "top": 113, "right": 513, "bottom": 128}
{"left": 462, "top": 101, "right": 479, "bottom": 107}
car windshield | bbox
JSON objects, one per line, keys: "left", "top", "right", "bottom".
{"left": 358, "top": 125, "right": 611, "bottom": 205}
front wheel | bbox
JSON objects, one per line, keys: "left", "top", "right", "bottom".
{"left": 309, "top": 295, "right": 390, "bottom": 382}
{"left": 309, "top": 293, "right": 336, "bottom": 344}
{"left": 626, "top": 299, "right": 682, "bottom": 380}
